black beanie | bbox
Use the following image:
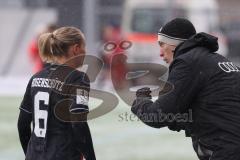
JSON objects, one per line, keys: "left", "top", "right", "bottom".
{"left": 158, "top": 18, "right": 196, "bottom": 46}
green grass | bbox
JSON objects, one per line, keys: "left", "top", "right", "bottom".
{"left": 0, "top": 96, "right": 197, "bottom": 160}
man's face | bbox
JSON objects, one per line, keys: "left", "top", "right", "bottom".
{"left": 158, "top": 42, "right": 176, "bottom": 64}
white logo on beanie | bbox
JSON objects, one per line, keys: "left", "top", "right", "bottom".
{"left": 157, "top": 18, "right": 196, "bottom": 46}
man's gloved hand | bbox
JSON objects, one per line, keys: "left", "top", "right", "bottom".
{"left": 132, "top": 87, "right": 152, "bottom": 115}
{"left": 136, "top": 87, "right": 152, "bottom": 99}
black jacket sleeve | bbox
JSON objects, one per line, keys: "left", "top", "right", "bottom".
{"left": 18, "top": 78, "right": 33, "bottom": 155}
{"left": 17, "top": 110, "right": 32, "bottom": 155}
{"left": 72, "top": 122, "right": 96, "bottom": 160}
{"left": 69, "top": 72, "right": 96, "bottom": 160}
{"left": 131, "top": 59, "right": 202, "bottom": 130}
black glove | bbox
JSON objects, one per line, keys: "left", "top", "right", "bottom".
{"left": 136, "top": 87, "right": 152, "bottom": 99}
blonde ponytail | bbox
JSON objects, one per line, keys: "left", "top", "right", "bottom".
{"left": 38, "top": 32, "right": 53, "bottom": 61}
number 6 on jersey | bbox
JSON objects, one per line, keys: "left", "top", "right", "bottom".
{"left": 34, "top": 92, "right": 49, "bottom": 138}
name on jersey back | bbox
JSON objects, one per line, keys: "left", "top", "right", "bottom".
{"left": 31, "top": 78, "right": 64, "bottom": 91}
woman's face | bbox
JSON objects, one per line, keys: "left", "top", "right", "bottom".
{"left": 159, "top": 42, "right": 176, "bottom": 64}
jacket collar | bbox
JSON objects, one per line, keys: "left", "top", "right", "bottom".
{"left": 173, "top": 32, "right": 219, "bottom": 58}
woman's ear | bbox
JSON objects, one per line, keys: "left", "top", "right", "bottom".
{"left": 72, "top": 44, "right": 80, "bottom": 56}
{"left": 69, "top": 44, "right": 85, "bottom": 57}
{"left": 79, "top": 44, "right": 86, "bottom": 55}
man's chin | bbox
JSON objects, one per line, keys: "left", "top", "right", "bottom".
{"left": 164, "top": 60, "right": 169, "bottom": 64}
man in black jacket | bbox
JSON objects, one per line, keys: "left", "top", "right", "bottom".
{"left": 131, "top": 18, "right": 240, "bottom": 160}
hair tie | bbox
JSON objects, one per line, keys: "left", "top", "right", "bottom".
{"left": 51, "top": 33, "right": 55, "bottom": 39}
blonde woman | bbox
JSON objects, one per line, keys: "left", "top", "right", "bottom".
{"left": 18, "top": 27, "right": 96, "bottom": 160}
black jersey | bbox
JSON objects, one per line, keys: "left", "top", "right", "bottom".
{"left": 18, "top": 64, "right": 95, "bottom": 160}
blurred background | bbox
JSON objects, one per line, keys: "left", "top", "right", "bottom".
{"left": 0, "top": 0, "right": 240, "bottom": 159}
